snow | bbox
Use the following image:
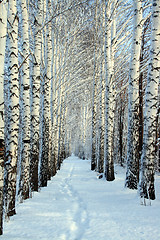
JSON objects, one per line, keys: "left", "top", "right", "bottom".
{"left": 1, "top": 155, "right": 160, "bottom": 240}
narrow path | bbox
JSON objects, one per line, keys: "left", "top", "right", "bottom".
{"left": 59, "top": 163, "right": 89, "bottom": 239}
{"left": 1, "top": 155, "right": 160, "bottom": 240}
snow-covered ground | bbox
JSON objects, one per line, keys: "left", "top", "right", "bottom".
{"left": 1, "top": 155, "right": 160, "bottom": 240}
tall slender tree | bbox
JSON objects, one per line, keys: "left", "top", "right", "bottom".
{"left": 91, "top": 0, "right": 98, "bottom": 171}
{"left": 125, "top": 0, "right": 143, "bottom": 189}
{"left": 5, "top": 0, "right": 19, "bottom": 217}
{"left": 0, "top": 0, "right": 8, "bottom": 234}
{"left": 139, "top": 0, "right": 160, "bottom": 201}
{"left": 30, "top": 0, "right": 42, "bottom": 192}
{"left": 50, "top": 0, "right": 57, "bottom": 177}
{"left": 18, "top": 0, "right": 31, "bottom": 201}
{"left": 39, "top": 0, "right": 52, "bottom": 187}
{"left": 97, "top": 0, "right": 105, "bottom": 174}
{"left": 103, "top": 0, "right": 115, "bottom": 181}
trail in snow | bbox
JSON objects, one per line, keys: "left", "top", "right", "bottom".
{"left": 59, "top": 164, "right": 89, "bottom": 239}
{"left": 1, "top": 155, "right": 160, "bottom": 240}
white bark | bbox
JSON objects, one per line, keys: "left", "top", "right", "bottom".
{"left": 52, "top": 29, "right": 59, "bottom": 173}
{"left": 91, "top": 41, "right": 97, "bottom": 170}
{"left": 139, "top": 0, "right": 160, "bottom": 200}
{"left": 125, "top": 0, "right": 143, "bottom": 189}
{"left": 56, "top": 43, "right": 66, "bottom": 170}
{"left": 50, "top": 0, "right": 56, "bottom": 177}
{"left": 0, "top": 0, "right": 8, "bottom": 140}
{"left": 54, "top": 38, "right": 61, "bottom": 170}
{"left": 18, "top": 0, "right": 30, "bottom": 201}
{"left": 0, "top": 0, "right": 8, "bottom": 234}
{"left": 91, "top": 0, "right": 98, "bottom": 171}
{"left": 5, "top": 0, "right": 19, "bottom": 217}
{"left": 47, "top": 7, "right": 52, "bottom": 181}
{"left": 40, "top": 0, "right": 52, "bottom": 187}
{"left": 104, "top": 0, "right": 115, "bottom": 181}
{"left": 98, "top": 22, "right": 104, "bottom": 173}
{"left": 30, "top": 0, "right": 42, "bottom": 192}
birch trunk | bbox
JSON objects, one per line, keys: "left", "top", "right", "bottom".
{"left": 91, "top": 51, "right": 97, "bottom": 170}
{"left": 54, "top": 56, "right": 61, "bottom": 170}
{"left": 0, "top": 1, "right": 7, "bottom": 140}
{"left": 139, "top": 0, "right": 160, "bottom": 200}
{"left": 39, "top": 0, "right": 52, "bottom": 187}
{"left": 98, "top": 60, "right": 104, "bottom": 173}
{"left": 0, "top": 0, "right": 8, "bottom": 234}
{"left": 104, "top": 0, "right": 115, "bottom": 181}
{"left": 91, "top": 0, "right": 98, "bottom": 171}
{"left": 30, "top": 0, "right": 42, "bottom": 192}
{"left": 5, "top": 0, "right": 19, "bottom": 217}
{"left": 57, "top": 94, "right": 65, "bottom": 167}
{"left": 50, "top": 10, "right": 56, "bottom": 177}
{"left": 98, "top": 15, "right": 104, "bottom": 173}
{"left": 47, "top": 0, "right": 53, "bottom": 179}
{"left": 52, "top": 31, "right": 58, "bottom": 173}
{"left": 57, "top": 88, "right": 68, "bottom": 168}
{"left": 18, "top": 0, "right": 30, "bottom": 201}
{"left": 54, "top": 18, "right": 64, "bottom": 170}
{"left": 56, "top": 46, "right": 65, "bottom": 170}
{"left": 125, "top": 0, "right": 142, "bottom": 189}
{"left": 138, "top": 27, "right": 146, "bottom": 181}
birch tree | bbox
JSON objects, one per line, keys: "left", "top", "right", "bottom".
{"left": 125, "top": 0, "right": 143, "bottom": 189}
{"left": 5, "top": 0, "right": 19, "bottom": 217}
{"left": 0, "top": 0, "right": 8, "bottom": 234}
{"left": 98, "top": 57, "right": 105, "bottom": 173}
{"left": 30, "top": 0, "right": 42, "bottom": 192}
{"left": 91, "top": 0, "right": 98, "bottom": 171}
{"left": 103, "top": 0, "right": 115, "bottom": 181}
{"left": 139, "top": 0, "right": 160, "bottom": 201}
{"left": 39, "top": 0, "right": 52, "bottom": 187}
{"left": 18, "top": 0, "right": 31, "bottom": 201}
{"left": 50, "top": 0, "right": 57, "bottom": 177}
{"left": 96, "top": 0, "right": 105, "bottom": 174}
